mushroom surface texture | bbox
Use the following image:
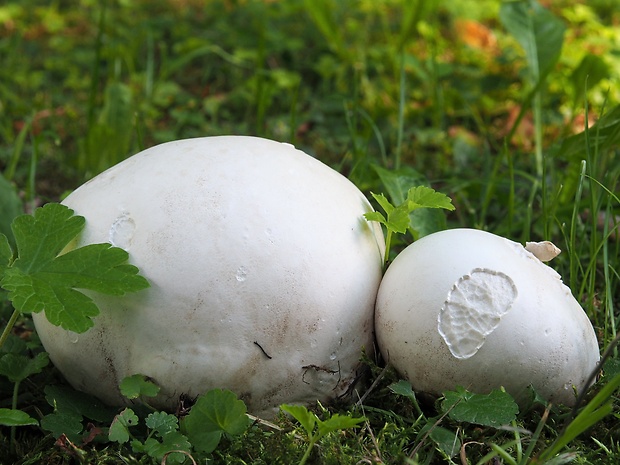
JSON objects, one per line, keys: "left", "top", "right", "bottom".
{"left": 32, "top": 136, "right": 385, "bottom": 418}
{"left": 375, "top": 228, "right": 599, "bottom": 406}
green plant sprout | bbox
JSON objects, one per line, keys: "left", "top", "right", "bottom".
{"left": 281, "top": 403, "right": 366, "bottom": 465}
{"left": 364, "top": 186, "right": 455, "bottom": 264}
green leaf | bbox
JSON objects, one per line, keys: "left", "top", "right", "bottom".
{"left": 120, "top": 374, "right": 161, "bottom": 399}
{"left": 0, "top": 234, "right": 12, "bottom": 268}
{"left": 428, "top": 425, "right": 461, "bottom": 458}
{"left": 0, "top": 408, "right": 38, "bottom": 426}
{"left": 10, "top": 203, "right": 84, "bottom": 272}
{"left": 145, "top": 411, "right": 179, "bottom": 436}
{"left": 365, "top": 193, "right": 411, "bottom": 234}
{"left": 316, "top": 413, "right": 365, "bottom": 438}
{"left": 369, "top": 192, "right": 395, "bottom": 216}
{"left": 0, "top": 352, "right": 49, "bottom": 383}
{"left": 570, "top": 54, "right": 609, "bottom": 106}
{"left": 389, "top": 380, "right": 418, "bottom": 402}
{"left": 441, "top": 386, "right": 519, "bottom": 427}
{"left": 0, "top": 203, "right": 149, "bottom": 333}
{"left": 40, "top": 411, "right": 83, "bottom": 441}
{"left": 362, "top": 211, "right": 386, "bottom": 224}
{"left": 372, "top": 165, "right": 450, "bottom": 239}
{"left": 141, "top": 432, "right": 192, "bottom": 464}
{"left": 44, "top": 385, "right": 116, "bottom": 423}
{"left": 406, "top": 186, "right": 455, "bottom": 211}
{"left": 281, "top": 404, "right": 317, "bottom": 437}
{"left": 109, "top": 408, "right": 139, "bottom": 444}
{"left": 373, "top": 165, "right": 428, "bottom": 206}
{"left": 0, "top": 334, "right": 27, "bottom": 354}
{"left": 499, "top": 0, "right": 565, "bottom": 83}
{"left": 182, "top": 389, "right": 250, "bottom": 453}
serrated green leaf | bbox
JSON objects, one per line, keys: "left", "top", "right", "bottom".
{"left": 369, "top": 192, "right": 395, "bottom": 215}
{"left": 182, "top": 389, "right": 249, "bottom": 453}
{"left": 362, "top": 211, "right": 386, "bottom": 224}
{"left": 2, "top": 268, "right": 101, "bottom": 333}
{"left": 0, "top": 408, "right": 38, "bottom": 427}
{"left": 120, "top": 374, "right": 161, "bottom": 399}
{"left": 142, "top": 432, "right": 192, "bottom": 463}
{"left": 0, "top": 203, "right": 149, "bottom": 333}
{"left": 386, "top": 205, "right": 413, "bottom": 234}
{"left": 10, "top": 203, "right": 85, "bottom": 273}
{"left": 109, "top": 408, "right": 139, "bottom": 443}
{"left": 316, "top": 413, "right": 365, "bottom": 438}
{"left": 372, "top": 165, "right": 449, "bottom": 239}
{"left": 145, "top": 411, "right": 178, "bottom": 436}
{"left": 0, "top": 352, "right": 49, "bottom": 383}
{"left": 406, "top": 186, "right": 455, "bottom": 211}
{"left": 441, "top": 386, "right": 519, "bottom": 427}
{"left": 281, "top": 404, "right": 317, "bottom": 437}
{"left": 40, "top": 410, "right": 83, "bottom": 440}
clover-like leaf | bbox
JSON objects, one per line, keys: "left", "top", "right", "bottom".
{"left": 0, "top": 408, "right": 38, "bottom": 427}
{"left": 182, "top": 389, "right": 249, "bottom": 453}
{"left": 109, "top": 408, "right": 139, "bottom": 443}
{"left": 120, "top": 374, "right": 161, "bottom": 399}
{"left": 141, "top": 432, "right": 192, "bottom": 464}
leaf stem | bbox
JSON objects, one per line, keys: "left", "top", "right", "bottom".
{"left": 0, "top": 307, "right": 21, "bottom": 351}
{"left": 10, "top": 380, "right": 21, "bottom": 454}
{"left": 298, "top": 438, "right": 316, "bottom": 465}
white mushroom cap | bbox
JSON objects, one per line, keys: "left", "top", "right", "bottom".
{"left": 375, "top": 228, "right": 599, "bottom": 406}
{"left": 32, "top": 136, "right": 385, "bottom": 418}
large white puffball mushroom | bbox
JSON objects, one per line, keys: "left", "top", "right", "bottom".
{"left": 375, "top": 229, "right": 599, "bottom": 406}
{"left": 32, "top": 136, "right": 385, "bottom": 418}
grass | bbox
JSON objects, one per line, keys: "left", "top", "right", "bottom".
{"left": 1, "top": 0, "right": 620, "bottom": 463}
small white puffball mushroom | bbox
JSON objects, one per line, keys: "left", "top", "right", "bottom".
{"left": 32, "top": 136, "right": 385, "bottom": 418}
{"left": 375, "top": 228, "right": 599, "bottom": 406}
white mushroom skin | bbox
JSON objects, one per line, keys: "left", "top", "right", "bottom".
{"left": 32, "top": 136, "right": 385, "bottom": 418}
{"left": 375, "top": 229, "right": 600, "bottom": 406}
